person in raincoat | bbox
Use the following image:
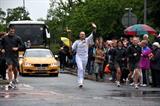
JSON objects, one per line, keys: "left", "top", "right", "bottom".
{"left": 139, "top": 40, "right": 152, "bottom": 86}
{"left": 150, "top": 42, "right": 160, "bottom": 87}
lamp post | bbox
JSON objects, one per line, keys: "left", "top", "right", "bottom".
{"left": 23, "top": 0, "right": 25, "bottom": 19}
{"left": 125, "top": 8, "right": 132, "bottom": 27}
{"left": 66, "top": 27, "right": 72, "bottom": 47}
{"left": 65, "top": 27, "right": 72, "bottom": 55}
{"left": 144, "top": 0, "right": 147, "bottom": 24}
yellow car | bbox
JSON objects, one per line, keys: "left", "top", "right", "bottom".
{"left": 19, "top": 48, "right": 59, "bottom": 76}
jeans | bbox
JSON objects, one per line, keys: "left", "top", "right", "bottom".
{"left": 87, "top": 59, "right": 94, "bottom": 74}
{"left": 142, "top": 69, "right": 150, "bottom": 85}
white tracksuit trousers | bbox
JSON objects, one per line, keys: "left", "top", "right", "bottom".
{"left": 76, "top": 55, "right": 88, "bottom": 85}
{"left": 72, "top": 32, "right": 94, "bottom": 86}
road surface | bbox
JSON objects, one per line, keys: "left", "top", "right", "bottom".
{"left": 0, "top": 73, "right": 160, "bottom": 106}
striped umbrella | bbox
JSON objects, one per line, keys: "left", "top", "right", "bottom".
{"left": 124, "top": 24, "right": 156, "bottom": 36}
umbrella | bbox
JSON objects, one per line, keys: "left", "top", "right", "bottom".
{"left": 124, "top": 24, "right": 156, "bottom": 36}
{"left": 60, "top": 37, "right": 72, "bottom": 47}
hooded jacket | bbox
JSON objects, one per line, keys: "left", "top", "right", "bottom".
{"left": 150, "top": 48, "right": 160, "bottom": 71}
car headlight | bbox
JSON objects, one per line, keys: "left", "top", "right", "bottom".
{"left": 19, "top": 60, "right": 23, "bottom": 65}
{"left": 50, "top": 63, "right": 58, "bottom": 67}
{"left": 24, "top": 62, "right": 32, "bottom": 66}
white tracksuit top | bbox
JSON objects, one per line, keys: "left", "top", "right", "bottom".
{"left": 72, "top": 32, "right": 94, "bottom": 59}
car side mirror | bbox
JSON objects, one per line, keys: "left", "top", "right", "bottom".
{"left": 19, "top": 51, "right": 24, "bottom": 58}
{"left": 46, "top": 29, "right": 50, "bottom": 39}
{"left": 19, "top": 55, "right": 24, "bottom": 58}
{"left": 54, "top": 55, "right": 58, "bottom": 59}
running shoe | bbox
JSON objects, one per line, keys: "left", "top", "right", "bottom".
{"left": 134, "top": 84, "right": 139, "bottom": 89}
{"left": 8, "top": 81, "right": 16, "bottom": 89}
{"left": 79, "top": 84, "right": 83, "bottom": 88}
{"left": 109, "top": 77, "right": 113, "bottom": 81}
{"left": 12, "top": 79, "right": 19, "bottom": 84}
{"left": 116, "top": 81, "right": 120, "bottom": 87}
{"left": 125, "top": 78, "right": 129, "bottom": 85}
{"left": 140, "top": 84, "right": 147, "bottom": 87}
{"left": 129, "top": 82, "right": 134, "bottom": 86}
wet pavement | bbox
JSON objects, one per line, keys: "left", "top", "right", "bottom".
{"left": 0, "top": 74, "right": 160, "bottom": 106}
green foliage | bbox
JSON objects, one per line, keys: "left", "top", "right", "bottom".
{"left": 6, "top": 7, "right": 31, "bottom": 24}
{"left": 148, "top": 35, "right": 155, "bottom": 43}
{"left": 50, "top": 42, "right": 60, "bottom": 54}
{"left": 0, "top": 8, "right": 6, "bottom": 24}
{"left": 148, "top": 0, "right": 160, "bottom": 31}
{"left": 0, "top": 24, "right": 6, "bottom": 32}
{"left": 0, "top": 8, "right": 6, "bottom": 32}
{"left": 47, "top": 0, "right": 145, "bottom": 40}
{"left": 0, "top": 7, "right": 31, "bottom": 32}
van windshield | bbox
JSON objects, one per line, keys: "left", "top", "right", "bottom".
{"left": 13, "top": 24, "right": 45, "bottom": 46}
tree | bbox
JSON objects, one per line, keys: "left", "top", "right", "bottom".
{"left": 37, "top": 18, "right": 45, "bottom": 21}
{"left": 0, "top": 8, "right": 6, "bottom": 32}
{"left": 67, "top": 0, "right": 144, "bottom": 38}
{"left": 47, "top": 0, "right": 147, "bottom": 40}
{"left": 47, "top": 0, "right": 85, "bottom": 40}
{"left": 0, "top": 8, "right": 6, "bottom": 23}
{"left": 148, "top": 0, "right": 160, "bottom": 31}
{"left": 6, "top": 7, "right": 31, "bottom": 24}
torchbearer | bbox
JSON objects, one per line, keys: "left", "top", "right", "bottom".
{"left": 72, "top": 23, "right": 97, "bottom": 88}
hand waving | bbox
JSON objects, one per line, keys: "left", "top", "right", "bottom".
{"left": 91, "top": 22, "right": 97, "bottom": 32}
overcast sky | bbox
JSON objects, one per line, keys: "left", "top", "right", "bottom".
{"left": 0, "top": 0, "right": 50, "bottom": 20}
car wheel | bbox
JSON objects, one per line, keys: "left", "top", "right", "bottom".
{"left": 54, "top": 73, "right": 59, "bottom": 77}
{"left": 49, "top": 73, "right": 58, "bottom": 77}
{"left": 19, "top": 72, "right": 22, "bottom": 76}
{"left": 21, "top": 72, "right": 28, "bottom": 76}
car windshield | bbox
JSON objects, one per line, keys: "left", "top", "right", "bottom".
{"left": 25, "top": 50, "right": 53, "bottom": 57}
